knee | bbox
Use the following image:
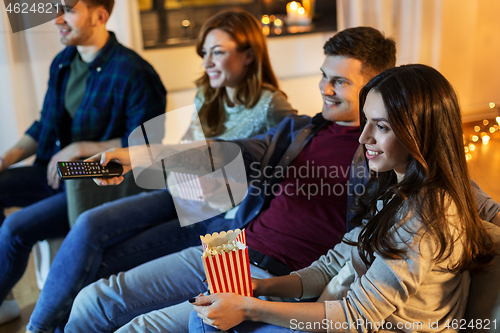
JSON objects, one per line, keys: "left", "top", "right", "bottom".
{"left": 71, "top": 209, "right": 106, "bottom": 237}
{"left": 0, "top": 213, "right": 24, "bottom": 239}
{"left": 67, "top": 280, "right": 110, "bottom": 330}
{"left": 71, "top": 282, "right": 100, "bottom": 316}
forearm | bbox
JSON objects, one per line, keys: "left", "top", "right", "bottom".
{"left": 72, "top": 138, "right": 122, "bottom": 159}
{"left": 248, "top": 299, "right": 327, "bottom": 332}
{"left": 491, "top": 212, "right": 500, "bottom": 227}
{"left": 152, "top": 140, "right": 224, "bottom": 175}
{"left": 1, "top": 134, "right": 38, "bottom": 168}
{"left": 257, "top": 274, "right": 303, "bottom": 299}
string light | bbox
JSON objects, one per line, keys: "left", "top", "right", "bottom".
{"left": 464, "top": 116, "right": 499, "bottom": 162}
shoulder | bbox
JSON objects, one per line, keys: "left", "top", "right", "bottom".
{"left": 261, "top": 88, "right": 288, "bottom": 105}
{"left": 194, "top": 87, "right": 205, "bottom": 110}
{"left": 392, "top": 198, "right": 462, "bottom": 259}
{"left": 108, "top": 43, "right": 159, "bottom": 78}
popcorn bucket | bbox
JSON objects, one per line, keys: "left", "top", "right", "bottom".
{"left": 200, "top": 229, "right": 253, "bottom": 297}
{"left": 169, "top": 172, "right": 220, "bottom": 201}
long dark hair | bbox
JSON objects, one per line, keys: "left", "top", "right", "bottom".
{"left": 195, "top": 9, "right": 280, "bottom": 137}
{"left": 349, "top": 64, "right": 495, "bottom": 272}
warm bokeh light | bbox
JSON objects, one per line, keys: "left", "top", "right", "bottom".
{"left": 480, "top": 132, "right": 487, "bottom": 138}
{"left": 274, "top": 18, "right": 283, "bottom": 27}
{"left": 483, "top": 135, "right": 490, "bottom": 144}
{"left": 262, "top": 26, "right": 270, "bottom": 36}
{"left": 464, "top": 146, "right": 469, "bottom": 153}
{"left": 483, "top": 119, "right": 489, "bottom": 126}
{"left": 466, "top": 153, "right": 472, "bottom": 161}
{"left": 490, "top": 102, "right": 496, "bottom": 109}
{"left": 182, "top": 20, "right": 190, "bottom": 27}
{"left": 274, "top": 27, "right": 282, "bottom": 35}
{"left": 298, "top": 7, "right": 305, "bottom": 14}
{"left": 290, "top": 1, "right": 298, "bottom": 10}
{"left": 472, "top": 135, "right": 479, "bottom": 142}
{"left": 469, "top": 143, "right": 476, "bottom": 151}
{"left": 497, "top": 116, "right": 500, "bottom": 124}
{"left": 474, "top": 126, "right": 481, "bottom": 132}
{"left": 490, "top": 127, "right": 496, "bottom": 133}
{"left": 261, "top": 15, "right": 270, "bottom": 25}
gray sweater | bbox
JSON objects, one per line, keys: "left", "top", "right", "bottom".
{"left": 295, "top": 201, "right": 469, "bottom": 332}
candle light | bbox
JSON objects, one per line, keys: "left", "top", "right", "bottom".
{"left": 286, "top": 1, "right": 300, "bottom": 23}
{"left": 286, "top": 1, "right": 312, "bottom": 26}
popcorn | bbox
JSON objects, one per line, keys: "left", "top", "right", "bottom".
{"left": 200, "top": 229, "right": 253, "bottom": 297}
{"left": 202, "top": 240, "right": 245, "bottom": 258}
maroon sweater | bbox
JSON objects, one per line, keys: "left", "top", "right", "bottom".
{"left": 246, "top": 122, "right": 360, "bottom": 271}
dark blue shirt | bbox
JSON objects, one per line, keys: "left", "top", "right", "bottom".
{"left": 26, "top": 32, "right": 167, "bottom": 165}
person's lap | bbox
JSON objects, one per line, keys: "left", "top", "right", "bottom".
{"left": 66, "top": 246, "right": 276, "bottom": 333}
{"left": 28, "top": 190, "right": 212, "bottom": 333}
{"left": 0, "top": 165, "right": 68, "bottom": 303}
{"left": 189, "top": 310, "right": 303, "bottom": 333}
{"left": 0, "top": 165, "right": 62, "bottom": 223}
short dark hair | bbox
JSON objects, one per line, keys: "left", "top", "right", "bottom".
{"left": 81, "top": 0, "right": 114, "bottom": 16}
{"left": 324, "top": 27, "right": 396, "bottom": 78}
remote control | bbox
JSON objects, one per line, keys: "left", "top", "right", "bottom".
{"left": 57, "top": 161, "right": 123, "bottom": 179}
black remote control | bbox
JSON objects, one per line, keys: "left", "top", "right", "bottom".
{"left": 57, "top": 161, "right": 123, "bottom": 179}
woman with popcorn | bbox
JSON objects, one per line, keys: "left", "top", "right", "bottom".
{"left": 189, "top": 65, "right": 496, "bottom": 332}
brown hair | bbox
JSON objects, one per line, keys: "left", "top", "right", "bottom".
{"left": 351, "top": 64, "right": 495, "bottom": 272}
{"left": 195, "top": 9, "right": 280, "bottom": 137}
{"left": 81, "top": 0, "right": 114, "bottom": 16}
{"left": 323, "top": 26, "right": 396, "bottom": 79}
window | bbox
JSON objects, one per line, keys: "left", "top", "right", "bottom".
{"left": 138, "top": 0, "right": 337, "bottom": 48}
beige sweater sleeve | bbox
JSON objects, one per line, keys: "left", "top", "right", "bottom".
{"left": 295, "top": 212, "right": 468, "bottom": 332}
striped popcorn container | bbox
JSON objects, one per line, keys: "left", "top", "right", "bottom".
{"left": 200, "top": 229, "right": 253, "bottom": 297}
{"left": 169, "top": 172, "right": 220, "bottom": 201}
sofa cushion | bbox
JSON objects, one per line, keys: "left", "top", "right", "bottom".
{"left": 462, "top": 222, "right": 500, "bottom": 332}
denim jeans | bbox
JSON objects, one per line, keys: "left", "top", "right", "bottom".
{"left": 27, "top": 189, "right": 213, "bottom": 333}
{"left": 65, "top": 246, "right": 276, "bottom": 333}
{"left": 188, "top": 310, "right": 302, "bottom": 333}
{"left": 0, "top": 165, "right": 67, "bottom": 303}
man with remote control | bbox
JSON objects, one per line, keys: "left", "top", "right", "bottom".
{"left": 66, "top": 27, "right": 500, "bottom": 332}
{"left": 0, "top": 0, "right": 166, "bottom": 326}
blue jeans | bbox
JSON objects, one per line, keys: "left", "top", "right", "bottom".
{"left": 65, "top": 246, "right": 277, "bottom": 333}
{"left": 188, "top": 311, "right": 302, "bottom": 333}
{"left": 27, "top": 189, "right": 213, "bottom": 333}
{"left": 0, "top": 165, "right": 67, "bottom": 303}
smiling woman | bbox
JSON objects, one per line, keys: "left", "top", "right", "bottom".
{"left": 359, "top": 90, "right": 409, "bottom": 182}
{"left": 189, "top": 9, "right": 294, "bottom": 140}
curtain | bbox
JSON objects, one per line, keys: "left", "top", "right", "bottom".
{"left": 335, "top": 0, "right": 500, "bottom": 119}
{"left": 336, "top": 0, "right": 443, "bottom": 66}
